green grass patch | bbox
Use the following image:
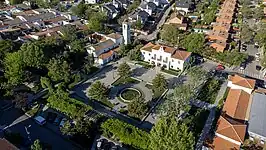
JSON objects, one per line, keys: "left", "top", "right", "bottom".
{"left": 121, "top": 89, "right": 141, "bottom": 101}
{"left": 217, "top": 87, "right": 230, "bottom": 109}
{"left": 112, "top": 77, "right": 140, "bottom": 86}
{"left": 99, "top": 99, "right": 114, "bottom": 108}
{"left": 136, "top": 61, "right": 153, "bottom": 69}
{"left": 197, "top": 78, "right": 222, "bottom": 104}
{"left": 161, "top": 69, "right": 180, "bottom": 76}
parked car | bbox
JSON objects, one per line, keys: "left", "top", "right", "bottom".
{"left": 34, "top": 116, "right": 46, "bottom": 126}
{"left": 47, "top": 112, "right": 57, "bottom": 123}
{"left": 54, "top": 116, "right": 62, "bottom": 125}
{"left": 240, "top": 63, "right": 246, "bottom": 70}
{"left": 216, "top": 64, "right": 225, "bottom": 71}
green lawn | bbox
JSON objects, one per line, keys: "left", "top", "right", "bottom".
{"left": 197, "top": 78, "right": 222, "bottom": 104}
{"left": 121, "top": 89, "right": 140, "bottom": 101}
{"left": 145, "top": 84, "right": 165, "bottom": 99}
{"left": 112, "top": 77, "right": 140, "bottom": 86}
{"left": 161, "top": 69, "right": 180, "bottom": 76}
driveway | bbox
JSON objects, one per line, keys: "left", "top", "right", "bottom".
{"left": 0, "top": 108, "right": 78, "bottom": 150}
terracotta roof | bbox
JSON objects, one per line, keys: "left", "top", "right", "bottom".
{"left": 98, "top": 50, "right": 114, "bottom": 60}
{"left": 44, "top": 16, "right": 67, "bottom": 23}
{"left": 106, "top": 33, "right": 122, "bottom": 40}
{"left": 229, "top": 75, "right": 256, "bottom": 89}
{"left": 216, "top": 116, "right": 246, "bottom": 143}
{"left": 92, "top": 39, "right": 115, "bottom": 51}
{"left": 152, "top": 45, "right": 175, "bottom": 53}
{"left": 223, "top": 89, "right": 250, "bottom": 120}
{"left": 0, "top": 138, "right": 19, "bottom": 150}
{"left": 212, "top": 136, "right": 240, "bottom": 150}
{"left": 140, "top": 42, "right": 156, "bottom": 52}
{"left": 171, "top": 50, "right": 191, "bottom": 60}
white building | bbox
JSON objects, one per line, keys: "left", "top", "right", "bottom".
{"left": 86, "top": 33, "right": 122, "bottom": 65}
{"left": 227, "top": 74, "right": 256, "bottom": 94}
{"left": 140, "top": 42, "right": 191, "bottom": 71}
{"left": 85, "top": 0, "right": 99, "bottom": 4}
{"left": 122, "top": 21, "right": 130, "bottom": 45}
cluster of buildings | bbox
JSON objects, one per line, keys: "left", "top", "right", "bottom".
{"left": 209, "top": 75, "right": 266, "bottom": 149}
{"left": 140, "top": 42, "right": 192, "bottom": 71}
{"left": 208, "top": 0, "right": 237, "bottom": 52}
{"left": 102, "top": 0, "right": 131, "bottom": 19}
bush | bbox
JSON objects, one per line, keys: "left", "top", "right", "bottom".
{"left": 101, "top": 119, "right": 150, "bottom": 150}
{"left": 197, "top": 78, "right": 222, "bottom": 104}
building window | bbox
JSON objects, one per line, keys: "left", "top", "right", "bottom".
{"left": 142, "top": 52, "right": 145, "bottom": 54}
{"left": 171, "top": 66, "right": 173, "bottom": 68}
{"left": 148, "top": 59, "right": 150, "bottom": 61}
{"left": 172, "top": 59, "right": 174, "bottom": 62}
{"left": 149, "top": 53, "right": 151, "bottom": 56}
{"left": 178, "top": 61, "right": 180, "bottom": 64}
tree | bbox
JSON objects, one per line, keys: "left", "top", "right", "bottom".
{"left": 87, "top": 81, "right": 108, "bottom": 101}
{"left": 13, "top": 92, "right": 28, "bottom": 109}
{"left": 128, "top": 44, "right": 143, "bottom": 61}
{"left": 61, "top": 117, "right": 92, "bottom": 137}
{"left": 87, "top": 12, "right": 107, "bottom": 32}
{"left": 135, "top": 19, "right": 142, "bottom": 30}
{"left": 20, "top": 42, "right": 46, "bottom": 69}
{"left": 254, "top": 23, "right": 266, "bottom": 46}
{"left": 160, "top": 24, "right": 180, "bottom": 45}
{"left": 31, "top": 139, "right": 42, "bottom": 150}
{"left": 40, "top": 77, "right": 53, "bottom": 92}
{"left": 69, "top": 40, "right": 85, "bottom": 53}
{"left": 181, "top": 33, "right": 205, "bottom": 52}
{"left": 149, "top": 116, "right": 195, "bottom": 150}
{"left": 47, "top": 58, "right": 71, "bottom": 82}
{"left": 71, "top": 2, "right": 88, "bottom": 18}
{"left": 152, "top": 74, "right": 167, "bottom": 93}
{"left": 253, "top": 6, "right": 264, "bottom": 20}
{"left": 187, "top": 66, "right": 208, "bottom": 88}
{"left": 9, "top": 0, "right": 22, "bottom": 5}
{"left": 117, "top": 62, "right": 131, "bottom": 80}
{"left": 0, "top": 40, "right": 14, "bottom": 66}
{"left": 128, "top": 98, "right": 148, "bottom": 119}
{"left": 60, "top": 25, "right": 77, "bottom": 42}
{"left": 240, "top": 5, "right": 253, "bottom": 19}
{"left": 160, "top": 84, "right": 192, "bottom": 116}
{"left": 240, "top": 24, "right": 253, "bottom": 44}
{"left": 4, "top": 52, "right": 25, "bottom": 85}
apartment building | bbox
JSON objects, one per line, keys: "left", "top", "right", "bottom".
{"left": 140, "top": 42, "right": 191, "bottom": 71}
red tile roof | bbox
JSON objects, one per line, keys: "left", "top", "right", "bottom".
{"left": 212, "top": 136, "right": 240, "bottom": 150}
{"left": 98, "top": 50, "right": 114, "bottom": 60}
{"left": 229, "top": 75, "right": 256, "bottom": 89}
{"left": 171, "top": 50, "right": 191, "bottom": 60}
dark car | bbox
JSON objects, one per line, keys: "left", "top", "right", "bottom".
{"left": 216, "top": 64, "right": 225, "bottom": 71}
{"left": 47, "top": 112, "right": 57, "bottom": 123}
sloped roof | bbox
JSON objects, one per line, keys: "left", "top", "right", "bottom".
{"left": 140, "top": 42, "right": 156, "bottom": 52}
{"left": 106, "top": 33, "right": 122, "bottom": 40}
{"left": 98, "top": 50, "right": 114, "bottom": 59}
{"left": 229, "top": 75, "right": 256, "bottom": 89}
{"left": 92, "top": 39, "right": 115, "bottom": 51}
{"left": 152, "top": 44, "right": 175, "bottom": 53}
{"left": 212, "top": 136, "right": 240, "bottom": 150}
{"left": 216, "top": 116, "right": 246, "bottom": 143}
{"left": 223, "top": 89, "right": 250, "bottom": 120}
{"left": 171, "top": 50, "right": 191, "bottom": 60}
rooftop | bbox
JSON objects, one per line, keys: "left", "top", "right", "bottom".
{"left": 229, "top": 74, "right": 256, "bottom": 89}
{"left": 248, "top": 92, "right": 266, "bottom": 138}
{"left": 171, "top": 50, "right": 191, "bottom": 60}
{"left": 222, "top": 89, "right": 250, "bottom": 120}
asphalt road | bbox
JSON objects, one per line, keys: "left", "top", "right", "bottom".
{"left": 0, "top": 108, "right": 79, "bottom": 150}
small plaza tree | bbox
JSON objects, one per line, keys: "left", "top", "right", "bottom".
{"left": 152, "top": 74, "right": 167, "bottom": 94}
{"left": 87, "top": 81, "right": 108, "bottom": 101}
{"left": 117, "top": 62, "right": 131, "bottom": 81}
{"left": 128, "top": 98, "right": 148, "bottom": 119}
{"left": 31, "top": 139, "right": 42, "bottom": 150}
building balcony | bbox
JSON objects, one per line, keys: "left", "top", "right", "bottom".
{"left": 163, "top": 59, "right": 168, "bottom": 63}
{"left": 151, "top": 57, "right": 156, "bottom": 60}
{"left": 157, "top": 58, "right": 162, "bottom": 61}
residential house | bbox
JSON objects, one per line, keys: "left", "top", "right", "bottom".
{"left": 164, "top": 12, "right": 187, "bottom": 30}
{"left": 227, "top": 74, "right": 256, "bottom": 94}
{"left": 102, "top": 3, "right": 119, "bottom": 19}
{"left": 211, "top": 116, "right": 246, "bottom": 150}
{"left": 210, "top": 40, "right": 227, "bottom": 52}
{"left": 140, "top": 42, "right": 191, "bottom": 71}
{"left": 222, "top": 89, "right": 251, "bottom": 121}
{"left": 175, "top": 0, "right": 193, "bottom": 14}
{"left": 86, "top": 33, "right": 122, "bottom": 65}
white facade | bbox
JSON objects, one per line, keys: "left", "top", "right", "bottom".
{"left": 140, "top": 44, "right": 191, "bottom": 71}
{"left": 227, "top": 81, "right": 253, "bottom": 94}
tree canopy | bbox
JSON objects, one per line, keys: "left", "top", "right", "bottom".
{"left": 87, "top": 12, "right": 107, "bottom": 32}
{"left": 152, "top": 74, "right": 167, "bottom": 93}
{"left": 160, "top": 24, "right": 181, "bottom": 46}
{"left": 47, "top": 58, "right": 71, "bottom": 82}
{"left": 31, "top": 139, "right": 42, "bottom": 150}
{"left": 0, "top": 40, "right": 14, "bottom": 66}
{"left": 87, "top": 81, "right": 108, "bottom": 101}
{"left": 181, "top": 33, "right": 205, "bottom": 52}
{"left": 118, "top": 62, "right": 131, "bottom": 80}
{"left": 128, "top": 98, "right": 148, "bottom": 119}
{"left": 149, "top": 116, "right": 195, "bottom": 150}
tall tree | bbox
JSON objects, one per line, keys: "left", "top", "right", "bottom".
{"left": 60, "top": 25, "right": 77, "bottom": 42}
{"left": 240, "top": 24, "right": 253, "bottom": 44}
{"left": 128, "top": 98, "right": 148, "bottom": 119}
{"left": 152, "top": 74, "right": 167, "bottom": 93}
{"left": 0, "top": 40, "right": 14, "bottom": 66}
{"left": 160, "top": 84, "right": 192, "bottom": 116}
{"left": 20, "top": 42, "right": 46, "bottom": 68}
{"left": 187, "top": 66, "right": 208, "bottom": 89}
{"left": 4, "top": 52, "right": 25, "bottom": 85}
{"left": 149, "top": 116, "right": 195, "bottom": 150}
{"left": 31, "top": 139, "right": 42, "bottom": 150}
{"left": 181, "top": 33, "right": 205, "bottom": 52}
{"left": 87, "top": 81, "right": 108, "bottom": 101}
{"left": 117, "top": 62, "right": 131, "bottom": 80}
{"left": 160, "top": 24, "right": 180, "bottom": 45}
{"left": 87, "top": 12, "right": 107, "bottom": 32}
{"left": 71, "top": 2, "right": 88, "bottom": 18}
{"left": 47, "top": 58, "right": 71, "bottom": 82}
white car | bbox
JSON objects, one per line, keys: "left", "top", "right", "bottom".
{"left": 34, "top": 116, "right": 46, "bottom": 126}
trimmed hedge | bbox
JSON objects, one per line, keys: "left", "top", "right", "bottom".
{"left": 101, "top": 119, "right": 150, "bottom": 149}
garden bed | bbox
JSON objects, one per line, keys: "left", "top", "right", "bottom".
{"left": 136, "top": 61, "right": 153, "bottom": 69}
{"left": 197, "top": 78, "right": 222, "bottom": 104}
{"left": 112, "top": 77, "right": 140, "bottom": 86}
{"left": 120, "top": 88, "right": 141, "bottom": 102}
{"left": 161, "top": 69, "right": 180, "bottom": 76}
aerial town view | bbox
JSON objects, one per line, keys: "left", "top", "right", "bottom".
{"left": 0, "top": 0, "right": 266, "bottom": 149}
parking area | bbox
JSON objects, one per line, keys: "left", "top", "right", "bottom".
{"left": 92, "top": 135, "right": 126, "bottom": 150}
{"left": 0, "top": 107, "right": 79, "bottom": 149}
